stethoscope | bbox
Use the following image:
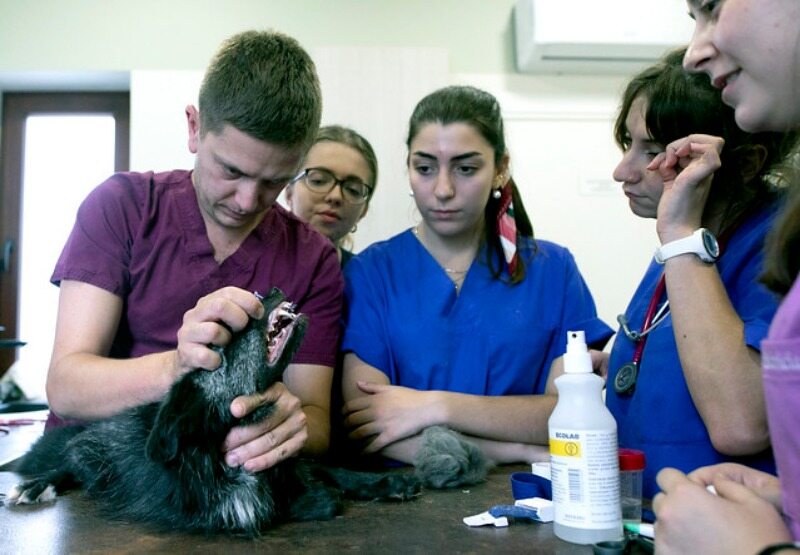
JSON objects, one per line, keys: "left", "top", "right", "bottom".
{"left": 613, "top": 274, "right": 668, "bottom": 395}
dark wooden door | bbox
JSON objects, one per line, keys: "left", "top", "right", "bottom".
{"left": 0, "top": 92, "right": 129, "bottom": 378}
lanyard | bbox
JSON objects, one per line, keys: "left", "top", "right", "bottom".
{"left": 631, "top": 274, "right": 667, "bottom": 365}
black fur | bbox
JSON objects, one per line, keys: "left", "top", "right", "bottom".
{"left": 5, "top": 288, "right": 421, "bottom": 536}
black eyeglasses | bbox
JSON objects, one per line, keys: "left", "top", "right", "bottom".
{"left": 292, "top": 167, "right": 372, "bottom": 205}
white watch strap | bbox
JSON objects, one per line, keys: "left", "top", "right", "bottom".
{"left": 655, "top": 234, "right": 696, "bottom": 264}
{"left": 654, "top": 228, "right": 717, "bottom": 264}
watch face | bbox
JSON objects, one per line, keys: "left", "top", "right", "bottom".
{"left": 702, "top": 229, "right": 720, "bottom": 258}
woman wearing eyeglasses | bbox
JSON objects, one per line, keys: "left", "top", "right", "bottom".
{"left": 284, "top": 124, "right": 377, "bottom": 466}
{"left": 339, "top": 85, "right": 612, "bottom": 466}
{"left": 285, "top": 125, "right": 376, "bottom": 266}
{"left": 606, "top": 48, "right": 796, "bottom": 499}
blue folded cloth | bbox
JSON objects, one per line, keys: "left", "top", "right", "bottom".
{"left": 510, "top": 471, "right": 552, "bottom": 501}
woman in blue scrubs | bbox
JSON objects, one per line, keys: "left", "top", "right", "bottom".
{"left": 606, "top": 49, "right": 796, "bottom": 498}
{"left": 340, "top": 85, "right": 612, "bottom": 464}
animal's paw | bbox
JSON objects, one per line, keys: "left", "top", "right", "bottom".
{"left": 413, "top": 426, "right": 491, "bottom": 489}
{"left": 4, "top": 480, "right": 58, "bottom": 506}
{"left": 379, "top": 473, "right": 421, "bottom": 501}
{"left": 315, "top": 464, "right": 420, "bottom": 503}
{"left": 288, "top": 484, "right": 343, "bottom": 522}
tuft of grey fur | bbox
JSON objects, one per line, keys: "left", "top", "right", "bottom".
{"left": 412, "top": 426, "right": 491, "bottom": 489}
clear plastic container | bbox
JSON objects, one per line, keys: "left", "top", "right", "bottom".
{"left": 618, "top": 448, "right": 646, "bottom": 524}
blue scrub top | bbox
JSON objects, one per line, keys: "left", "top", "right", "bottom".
{"left": 607, "top": 202, "right": 779, "bottom": 499}
{"left": 342, "top": 230, "right": 613, "bottom": 396}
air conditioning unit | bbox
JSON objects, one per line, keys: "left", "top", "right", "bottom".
{"left": 513, "top": 0, "right": 694, "bottom": 74}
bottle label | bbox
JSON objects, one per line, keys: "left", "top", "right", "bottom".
{"left": 549, "top": 428, "right": 621, "bottom": 529}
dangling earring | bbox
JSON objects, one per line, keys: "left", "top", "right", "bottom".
{"left": 351, "top": 224, "right": 358, "bottom": 233}
{"left": 493, "top": 173, "right": 506, "bottom": 198}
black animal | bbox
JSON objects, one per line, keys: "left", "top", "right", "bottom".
{"left": 4, "top": 288, "right": 431, "bottom": 536}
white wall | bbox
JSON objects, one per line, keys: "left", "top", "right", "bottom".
{"left": 0, "top": 0, "right": 519, "bottom": 74}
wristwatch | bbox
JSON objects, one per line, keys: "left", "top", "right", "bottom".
{"left": 655, "top": 228, "right": 720, "bottom": 264}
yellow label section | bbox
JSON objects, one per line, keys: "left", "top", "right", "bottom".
{"left": 550, "top": 438, "right": 582, "bottom": 457}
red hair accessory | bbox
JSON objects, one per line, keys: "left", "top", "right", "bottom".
{"left": 495, "top": 181, "right": 518, "bottom": 275}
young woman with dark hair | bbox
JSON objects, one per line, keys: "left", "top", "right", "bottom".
{"left": 606, "top": 48, "right": 795, "bottom": 499}
{"left": 339, "top": 85, "right": 612, "bottom": 465}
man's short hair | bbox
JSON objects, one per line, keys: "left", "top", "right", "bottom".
{"left": 199, "top": 30, "right": 322, "bottom": 149}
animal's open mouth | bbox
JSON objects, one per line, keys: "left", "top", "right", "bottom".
{"left": 265, "top": 301, "right": 300, "bottom": 365}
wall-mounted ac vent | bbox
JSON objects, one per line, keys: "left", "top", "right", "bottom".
{"left": 514, "top": 0, "right": 694, "bottom": 74}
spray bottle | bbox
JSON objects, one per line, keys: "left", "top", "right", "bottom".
{"left": 549, "top": 330, "right": 622, "bottom": 544}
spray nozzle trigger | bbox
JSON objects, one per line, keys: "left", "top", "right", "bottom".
{"left": 564, "top": 330, "right": 592, "bottom": 374}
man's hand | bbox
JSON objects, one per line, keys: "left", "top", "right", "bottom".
{"left": 174, "top": 287, "right": 265, "bottom": 379}
{"left": 222, "top": 382, "right": 308, "bottom": 472}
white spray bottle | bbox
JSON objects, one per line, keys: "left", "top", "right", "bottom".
{"left": 548, "top": 330, "right": 622, "bottom": 545}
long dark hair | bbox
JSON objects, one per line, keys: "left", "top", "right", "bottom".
{"left": 615, "top": 48, "right": 796, "bottom": 235}
{"left": 406, "top": 85, "right": 534, "bottom": 284}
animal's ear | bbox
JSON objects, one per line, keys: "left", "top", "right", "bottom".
{"left": 146, "top": 378, "right": 201, "bottom": 464}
